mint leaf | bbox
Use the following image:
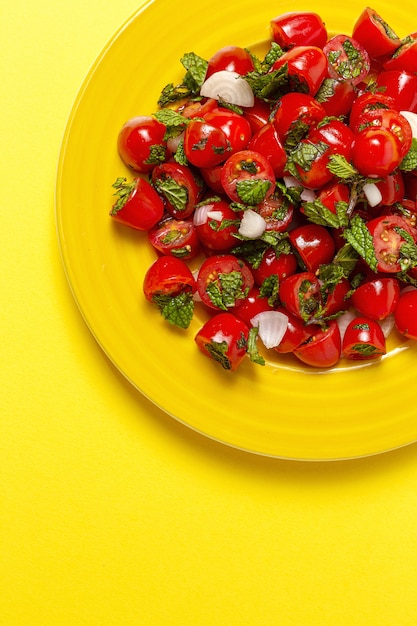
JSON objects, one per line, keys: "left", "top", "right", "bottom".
{"left": 247, "top": 327, "right": 266, "bottom": 366}
{"left": 181, "top": 52, "right": 208, "bottom": 92}
{"left": 153, "top": 292, "right": 194, "bottom": 329}
{"left": 153, "top": 176, "right": 188, "bottom": 212}
{"left": 400, "top": 138, "right": 417, "bottom": 172}
{"left": 205, "top": 340, "right": 232, "bottom": 370}
{"left": 344, "top": 214, "right": 378, "bottom": 272}
{"left": 110, "top": 177, "right": 136, "bottom": 215}
{"left": 259, "top": 274, "right": 280, "bottom": 307}
{"left": 327, "top": 154, "right": 360, "bottom": 181}
{"left": 154, "top": 109, "right": 189, "bottom": 140}
{"left": 235, "top": 178, "right": 272, "bottom": 204}
{"left": 206, "top": 270, "right": 248, "bottom": 310}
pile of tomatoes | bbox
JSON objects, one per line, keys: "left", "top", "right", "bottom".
{"left": 110, "top": 7, "right": 417, "bottom": 370}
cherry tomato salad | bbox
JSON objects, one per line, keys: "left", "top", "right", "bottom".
{"left": 110, "top": 7, "right": 417, "bottom": 371}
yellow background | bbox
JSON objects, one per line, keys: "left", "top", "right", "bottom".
{"left": 2, "top": 1, "right": 417, "bottom": 624}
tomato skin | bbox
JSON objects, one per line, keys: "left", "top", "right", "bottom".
{"left": 220, "top": 150, "right": 276, "bottom": 204}
{"left": 321, "top": 278, "right": 351, "bottom": 317}
{"left": 195, "top": 312, "right": 250, "bottom": 371}
{"left": 293, "top": 321, "right": 341, "bottom": 368}
{"left": 352, "top": 109, "right": 412, "bottom": 157}
{"left": 273, "top": 307, "right": 314, "bottom": 353}
{"left": 352, "top": 7, "right": 401, "bottom": 59}
{"left": 256, "top": 192, "right": 294, "bottom": 233}
{"left": 193, "top": 199, "right": 239, "bottom": 252}
{"left": 148, "top": 215, "right": 200, "bottom": 259}
{"left": 376, "top": 70, "right": 417, "bottom": 112}
{"left": 342, "top": 316, "right": 386, "bottom": 360}
{"left": 248, "top": 123, "right": 287, "bottom": 178}
{"left": 110, "top": 177, "right": 164, "bottom": 231}
{"left": 117, "top": 116, "right": 167, "bottom": 173}
{"left": 351, "top": 128, "right": 403, "bottom": 178}
{"left": 205, "top": 46, "right": 255, "bottom": 78}
{"left": 315, "top": 78, "right": 356, "bottom": 117}
{"left": 151, "top": 162, "right": 203, "bottom": 219}
{"left": 204, "top": 109, "right": 252, "bottom": 155}
{"left": 367, "top": 214, "right": 417, "bottom": 273}
{"left": 279, "top": 271, "right": 321, "bottom": 322}
{"left": 314, "top": 180, "right": 350, "bottom": 214}
{"left": 271, "top": 46, "right": 328, "bottom": 96}
{"left": 273, "top": 92, "right": 326, "bottom": 142}
{"left": 270, "top": 11, "right": 327, "bottom": 49}
{"left": 394, "top": 289, "right": 417, "bottom": 339}
{"left": 289, "top": 224, "right": 336, "bottom": 273}
{"left": 196, "top": 254, "right": 254, "bottom": 310}
{"left": 243, "top": 99, "right": 272, "bottom": 134}
{"left": 251, "top": 248, "right": 298, "bottom": 286}
{"left": 232, "top": 287, "right": 274, "bottom": 326}
{"left": 323, "top": 35, "right": 370, "bottom": 85}
{"left": 383, "top": 33, "right": 417, "bottom": 74}
{"left": 351, "top": 277, "right": 400, "bottom": 320}
{"left": 349, "top": 93, "right": 397, "bottom": 131}
{"left": 199, "top": 164, "right": 224, "bottom": 194}
{"left": 309, "top": 119, "right": 354, "bottom": 158}
{"left": 143, "top": 255, "right": 195, "bottom": 302}
{"left": 375, "top": 171, "right": 405, "bottom": 206}
{"left": 183, "top": 120, "right": 231, "bottom": 168}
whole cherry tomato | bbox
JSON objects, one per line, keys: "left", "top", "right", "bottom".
{"left": 117, "top": 115, "right": 167, "bottom": 173}
{"left": 256, "top": 191, "right": 294, "bottom": 232}
{"left": 270, "top": 11, "right": 328, "bottom": 49}
{"left": 205, "top": 46, "right": 255, "bottom": 78}
{"left": 232, "top": 287, "right": 274, "bottom": 326}
{"left": 342, "top": 316, "right": 386, "bottom": 360}
{"left": 351, "top": 277, "right": 400, "bottom": 319}
{"left": 351, "top": 128, "right": 403, "bottom": 177}
{"left": 352, "top": 109, "right": 412, "bottom": 157}
{"left": 394, "top": 289, "right": 417, "bottom": 339}
{"left": 195, "top": 312, "right": 250, "bottom": 371}
{"left": 251, "top": 248, "right": 298, "bottom": 286}
{"left": 293, "top": 321, "right": 342, "bottom": 368}
{"left": 110, "top": 177, "right": 164, "bottom": 230}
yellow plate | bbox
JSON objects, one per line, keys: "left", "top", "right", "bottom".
{"left": 56, "top": 0, "right": 417, "bottom": 460}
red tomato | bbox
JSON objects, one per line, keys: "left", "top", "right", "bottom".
{"left": 342, "top": 317, "right": 386, "bottom": 360}
{"left": 309, "top": 119, "right": 354, "bottom": 158}
{"left": 143, "top": 256, "right": 195, "bottom": 301}
{"left": 349, "top": 93, "right": 397, "bottom": 131}
{"left": 148, "top": 215, "right": 200, "bottom": 259}
{"left": 273, "top": 92, "right": 326, "bottom": 143}
{"left": 351, "top": 128, "right": 403, "bottom": 178}
{"left": 293, "top": 321, "right": 341, "bottom": 368}
{"left": 110, "top": 177, "right": 164, "bottom": 230}
{"left": 220, "top": 150, "right": 276, "bottom": 204}
{"left": 180, "top": 98, "right": 218, "bottom": 119}
{"left": 248, "top": 123, "right": 287, "bottom": 178}
{"left": 273, "top": 307, "right": 314, "bottom": 353}
{"left": 196, "top": 254, "right": 254, "bottom": 310}
{"left": 205, "top": 46, "right": 255, "bottom": 78}
{"left": 323, "top": 35, "right": 370, "bottom": 85}
{"left": 352, "top": 109, "right": 412, "bottom": 157}
{"left": 183, "top": 120, "right": 231, "bottom": 168}
{"left": 199, "top": 164, "right": 224, "bottom": 194}
{"left": 351, "top": 277, "right": 400, "bottom": 320}
{"left": 232, "top": 287, "right": 274, "bottom": 326}
{"left": 376, "top": 70, "right": 417, "bottom": 112}
{"left": 270, "top": 46, "right": 328, "bottom": 96}
{"left": 193, "top": 198, "right": 239, "bottom": 252}
{"left": 279, "top": 271, "right": 321, "bottom": 322}
{"left": 195, "top": 312, "right": 250, "bottom": 371}
{"left": 375, "top": 171, "right": 405, "bottom": 206}
{"left": 315, "top": 78, "right": 356, "bottom": 117}
{"left": 117, "top": 116, "right": 167, "bottom": 173}
{"left": 394, "top": 289, "right": 417, "bottom": 339}
{"left": 321, "top": 278, "right": 351, "bottom": 317}
{"left": 352, "top": 7, "right": 401, "bottom": 59}
{"left": 367, "top": 214, "right": 417, "bottom": 273}
{"left": 289, "top": 224, "right": 336, "bottom": 272}
{"left": 270, "top": 11, "right": 327, "bottom": 49}
{"left": 243, "top": 99, "right": 272, "bottom": 134}
{"left": 256, "top": 192, "right": 294, "bottom": 232}
{"left": 204, "top": 109, "right": 252, "bottom": 154}
{"left": 151, "top": 162, "right": 203, "bottom": 219}
{"left": 383, "top": 33, "right": 417, "bottom": 74}
{"left": 251, "top": 248, "right": 298, "bottom": 286}
{"left": 315, "top": 181, "right": 350, "bottom": 214}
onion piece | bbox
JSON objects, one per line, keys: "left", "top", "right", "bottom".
{"left": 400, "top": 110, "right": 417, "bottom": 138}
{"left": 251, "top": 311, "right": 289, "bottom": 349}
{"left": 238, "top": 209, "right": 266, "bottom": 239}
{"left": 300, "top": 188, "right": 317, "bottom": 202}
{"left": 363, "top": 182, "right": 382, "bottom": 207}
{"left": 193, "top": 204, "right": 212, "bottom": 227}
{"left": 336, "top": 309, "right": 356, "bottom": 341}
{"left": 283, "top": 175, "right": 302, "bottom": 188}
{"left": 378, "top": 314, "right": 395, "bottom": 339}
{"left": 206, "top": 210, "right": 223, "bottom": 222}
{"left": 200, "top": 70, "right": 255, "bottom": 107}
{"left": 167, "top": 131, "right": 184, "bottom": 154}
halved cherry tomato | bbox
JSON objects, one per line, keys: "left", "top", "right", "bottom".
{"left": 352, "top": 109, "right": 412, "bottom": 157}
{"left": 273, "top": 92, "right": 326, "bottom": 143}
{"left": 110, "top": 177, "right": 164, "bottom": 230}
{"left": 270, "top": 11, "right": 327, "bottom": 49}
{"left": 117, "top": 116, "right": 167, "bottom": 173}
{"left": 314, "top": 181, "right": 350, "bottom": 214}
{"left": 205, "top": 46, "right": 255, "bottom": 78}
{"left": 151, "top": 162, "right": 204, "bottom": 219}
{"left": 204, "top": 109, "right": 252, "bottom": 155}
{"left": 383, "top": 33, "right": 417, "bottom": 74}
{"left": 367, "top": 214, "right": 417, "bottom": 273}
{"left": 351, "top": 277, "right": 400, "bottom": 319}
{"left": 321, "top": 278, "right": 351, "bottom": 317}
{"left": 193, "top": 198, "right": 239, "bottom": 252}
{"left": 375, "top": 171, "right": 405, "bottom": 206}
{"left": 183, "top": 119, "right": 231, "bottom": 168}
{"left": 196, "top": 254, "right": 254, "bottom": 310}
{"left": 293, "top": 321, "right": 341, "bottom": 368}
{"left": 195, "top": 312, "right": 250, "bottom": 371}
{"left": 148, "top": 215, "right": 200, "bottom": 259}
{"left": 232, "top": 287, "right": 274, "bottom": 326}
{"left": 251, "top": 248, "right": 298, "bottom": 286}
{"left": 352, "top": 7, "right": 401, "bottom": 59}
{"left": 220, "top": 150, "right": 276, "bottom": 204}
{"left": 342, "top": 316, "right": 386, "bottom": 360}
{"left": 289, "top": 224, "right": 336, "bottom": 272}
{"left": 256, "top": 191, "right": 294, "bottom": 232}
{"left": 349, "top": 93, "right": 396, "bottom": 130}
{"left": 376, "top": 70, "right": 417, "bottom": 112}
{"left": 279, "top": 271, "right": 321, "bottom": 322}
{"left": 248, "top": 123, "right": 287, "bottom": 178}
{"left": 270, "top": 45, "right": 327, "bottom": 96}
{"left": 323, "top": 35, "right": 370, "bottom": 85}
{"left": 315, "top": 78, "right": 356, "bottom": 117}
{"left": 243, "top": 99, "right": 272, "bottom": 134}
{"left": 143, "top": 255, "right": 195, "bottom": 301}
{"left": 351, "top": 127, "right": 403, "bottom": 178}
{"left": 394, "top": 288, "right": 417, "bottom": 339}
{"left": 273, "top": 307, "right": 314, "bottom": 353}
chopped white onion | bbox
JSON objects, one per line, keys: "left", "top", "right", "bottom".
{"left": 193, "top": 204, "right": 212, "bottom": 227}
{"left": 300, "top": 188, "right": 317, "bottom": 202}
{"left": 400, "top": 110, "right": 417, "bottom": 138}
{"left": 167, "top": 131, "right": 184, "bottom": 154}
{"left": 206, "top": 210, "right": 223, "bottom": 222}
{"left": 238, "top": 209, "right": 266, "bottom": 239}
{"left": 378, "top": 314, "right": 395, "bottom": 338}
{"left": 251, "top": 311, "right": 289, "bottom": 349}
{"left": 336, "top": 309, "right": 356, "bottom": 341}
{"left": 283, "top": 175, "right": 301, "bottom": 188}
{"left": 200, "top": 70, "right": 255, "bottom": 107}
{"left": 363, "top": 182, "right": 382, "bottom": 207}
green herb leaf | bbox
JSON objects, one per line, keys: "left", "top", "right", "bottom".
{"left": 181, "top": 52, "right": 208, "bottom": 92}
{"left": 247, "top": 327, "right": 266, "bottom": 366}
{"left": 205, "top": 340, "right": 232, "bottom": 369}
{"left": 259, "top": 274, "right": 280, "bottom": 307}
{"left": 344, "top": 214, "right": 378, "bottom": 272}
{"left": 110, "top": 177, "right": 136, "bottom": 215}
{"left": 153, "top": 176, "right": 188, "bottom": 212}
{"left": 400, "top": 138, "right": 417, "bottom": 172}
{"left": 235, "top": 178, "right": 272, "bottom": 204}
{"left": 206, "top": 270, "right": 248, "bottom": 310}
{"left": 153, "top": 291, "right": 194, "bottom": 329}
{"left": 157, "top": 83, "right": 192, "bottom": 107}
{"left": 327, "top": 154, "right": 360, "bottom": 181}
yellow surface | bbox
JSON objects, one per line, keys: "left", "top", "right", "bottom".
{"left": 2, "top": 0, "right": 417, "bottom": 623}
